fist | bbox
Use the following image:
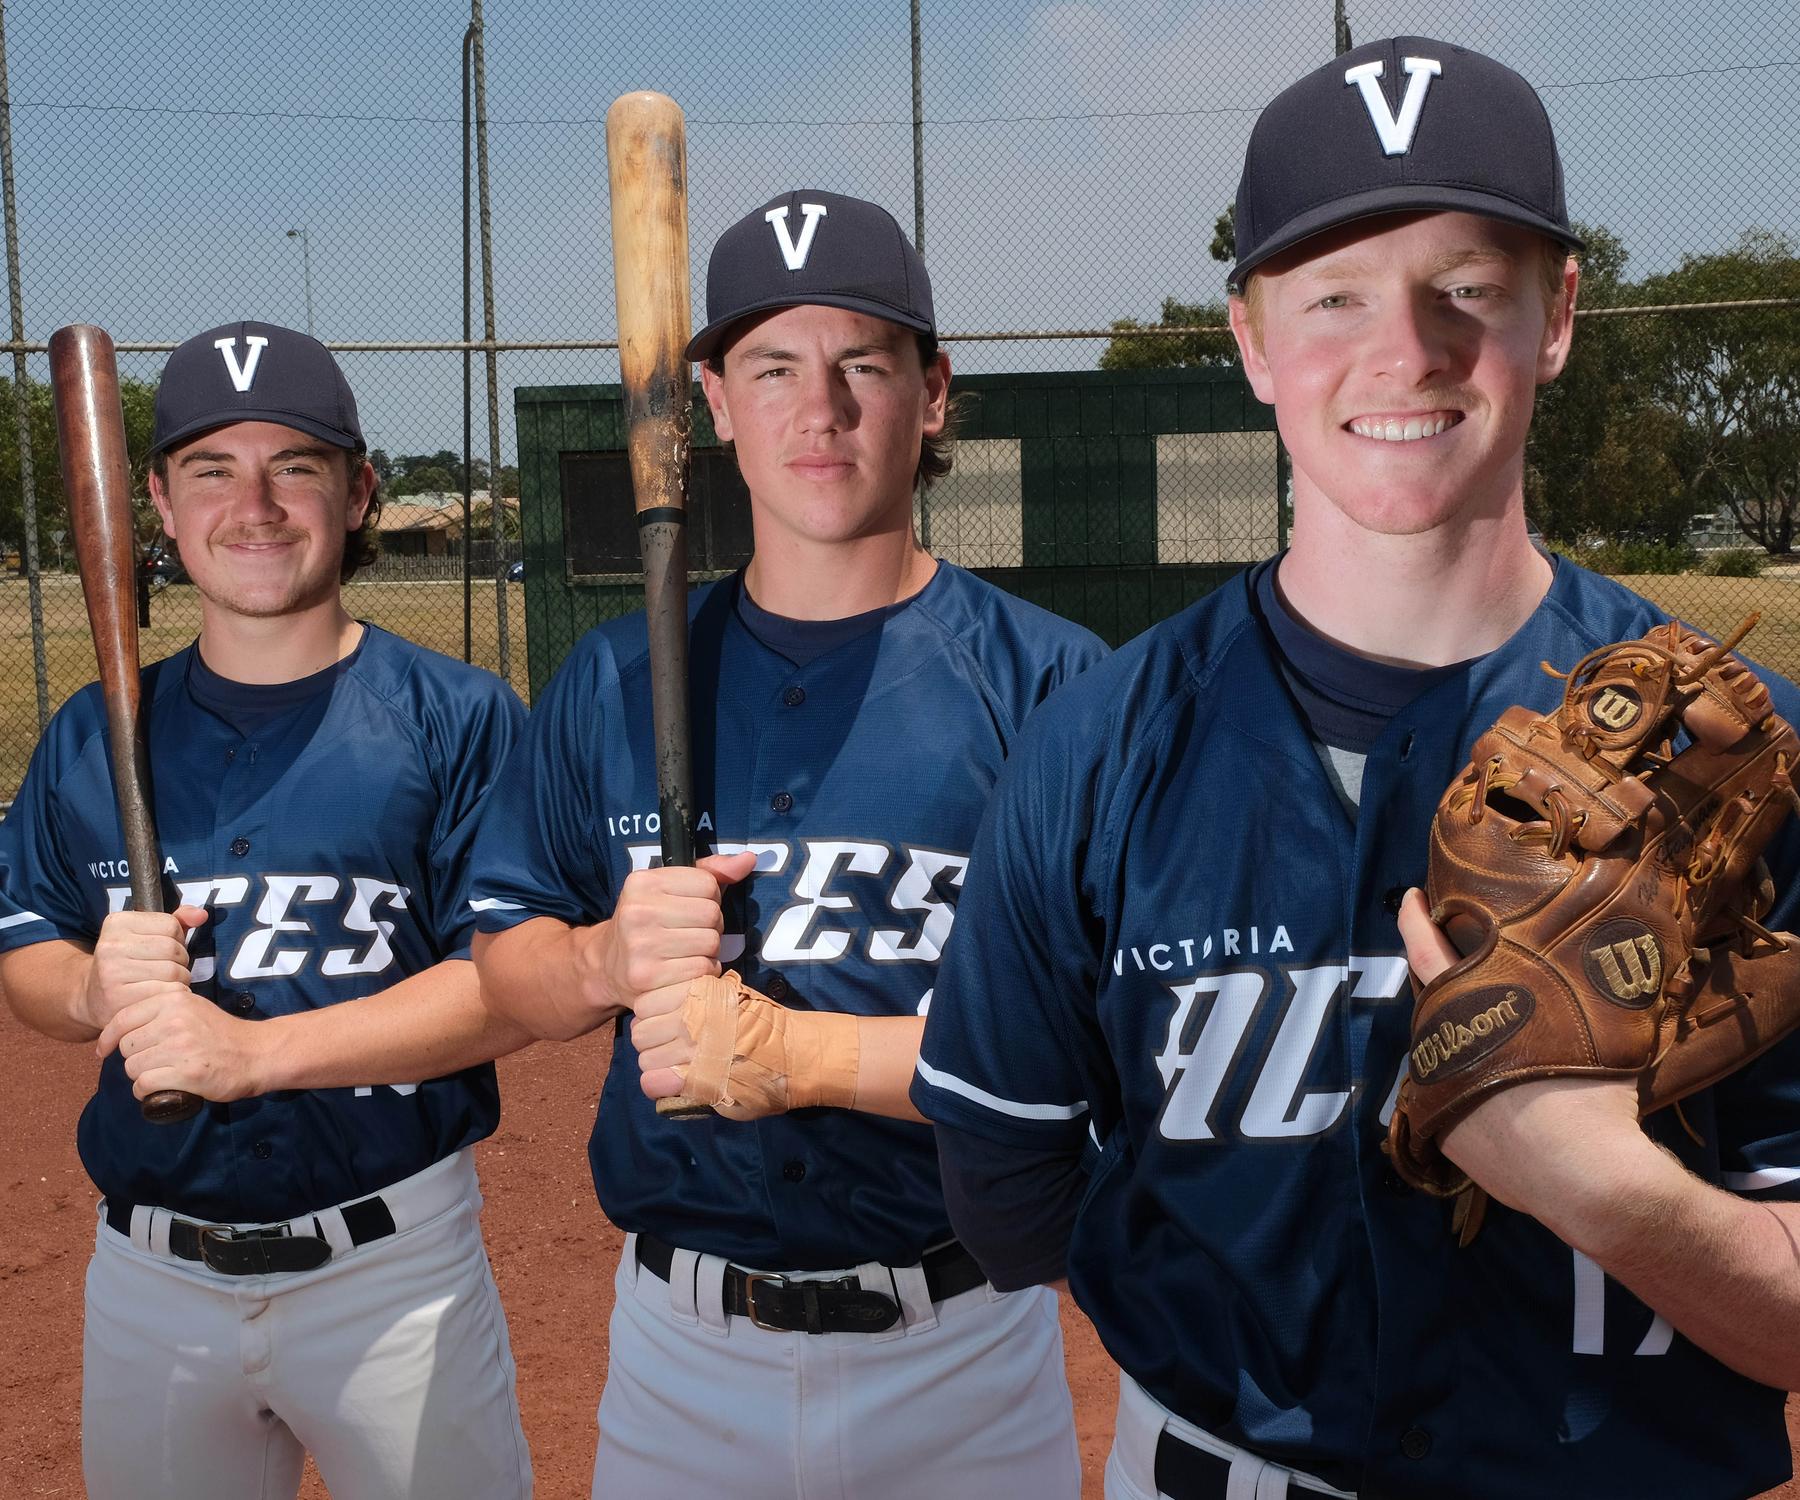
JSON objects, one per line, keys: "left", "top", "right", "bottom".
{"left": 79, "top": 905, "right": 208, "bottom": 1034}
{"left": 574, "top": 851, "right": 757, "bottom": 1019}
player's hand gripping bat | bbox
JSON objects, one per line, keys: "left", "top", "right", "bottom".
{"left": 49, "top": 324, "right": 203, "bottom": 1125}
{"left": 606, "top": 92, "right": 713, "bottom": 1118}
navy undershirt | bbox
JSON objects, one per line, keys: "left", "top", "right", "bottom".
{"left": 185, "top": 630, "right": 367, "bottom": 736}
{"left": 735, "top": 581, "right": 917, "bottom": 666}
{"left": 1252, "top": 559, "right": 1468, "bottom": 753}
{"left": 940, "top": 562, "right": 1472, "bottom": 1292}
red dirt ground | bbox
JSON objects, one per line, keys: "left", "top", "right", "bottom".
{"left": 2, "top": 1019, "right": 1793, "bottom": 1499}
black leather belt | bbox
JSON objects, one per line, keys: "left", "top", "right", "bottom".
{"left": 634, "top": 1233, "right": 987, "bottom": 1335}
{"left": 105, "top": 1194, "right": 397, "bottom": 1276}
{"left": 1154, "top": 1429, "right": 1344, "bottom": 1500}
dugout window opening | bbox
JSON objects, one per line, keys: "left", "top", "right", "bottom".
{"left": 559, "top": 447, "right": 753, "bottom": 584}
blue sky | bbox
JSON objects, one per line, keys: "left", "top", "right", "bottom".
{"left": 6, "top": 0, "right": 1795, "bottom": 458}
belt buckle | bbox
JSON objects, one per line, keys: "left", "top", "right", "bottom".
{"left": 197, "top": 1222, "right": 270, "bottom": 1273}
{"left": 743, "top": 1271, "right": 788, "bottom": 1332}
{"left": 197, "top": 1221, "right": 330, "bottom": 1275}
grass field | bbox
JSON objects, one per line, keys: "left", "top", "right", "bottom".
{"left": 1, "top": 575, "right": 529, "bottom": 801}
{"left": 6, "top": 565, "right": 1800, "bottom": 806}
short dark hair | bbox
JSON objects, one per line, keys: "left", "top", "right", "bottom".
{"left": 147, "top": 443, "right": 381, "bottom": 583}
{"left": 708, "top": 331, "right": 963, "bottom": 492}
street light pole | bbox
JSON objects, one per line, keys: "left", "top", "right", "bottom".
{"left": 285, "top": 226, "right": 315, "bottom": 336}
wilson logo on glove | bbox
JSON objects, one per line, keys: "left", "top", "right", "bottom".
{"left": 1409, "top": 986, "right": 1533, "bottom": 1081}
{"left": 1589, "top": 685, "right": 1643, "bottom": 731}
{"left": 1582, "top": 922, "right": 1663, "bottom": 1005}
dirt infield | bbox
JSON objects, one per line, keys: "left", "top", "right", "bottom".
{"left": 2, "top": 1018, "right": 1794, "bottom": 1499}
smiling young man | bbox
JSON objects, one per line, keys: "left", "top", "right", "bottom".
{"left": 469, "top": 190, "right": 1105, "bottom": 1497}
{"left": 0, "top": 322, "right": 533, "bottom": 1499}
{"left": 914, "top": 39, "right": 1800, "bottom": 1500}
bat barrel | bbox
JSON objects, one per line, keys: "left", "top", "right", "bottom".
{"left": 606, "top": 92, "right": 697, "bottom": 872}
{"left": 49, "top": 325, "right": 201, "bottom": 1126}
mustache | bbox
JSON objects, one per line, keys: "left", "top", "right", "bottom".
{"left": 211, "top": 527, "right": 308, "bottom": 546}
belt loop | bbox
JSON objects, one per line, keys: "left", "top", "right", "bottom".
{"left": 1112, "top": 1374, "right": 1167, "bottom": 1498}
{"left": 1224, "top": 1453, "right": 1263, "bottom": 1500}
{"left": 857, "top": 1259, "right": 932, "bottom": 1340}
{"left": 664, "top": 1244, "right": 702, "bottom": 1327}
{"left": 309, "top": 1206, "right": 356, "bottom": 1258}
{"left": 143, "top": 1206, "right": 170, "bottom": 1257}
{"left": 694, "top": 1253, "right": 731, "bottom": 1337}
{"left": 1254, "top": 1463, "right": 1291, "bottom": 1500}
{"left": 620, "top": 1232, "right": 640, "bottom": 1292}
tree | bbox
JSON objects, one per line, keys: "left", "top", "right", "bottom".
{"left": 382, "top": 450, "right": 510, "bottom": 498}
{"left": 0, "top": 371, "right": 158, "bottom": 570}
{"left": 1098, "top": 203, "right": 1239, "bottom": 371}
{"left": 1640, "top": 230, "right": 1800, "bottom": 553}
{"left": 1210, "top": 205, "right": 1236, "bottom": 267}
{"left": 1098, "top": 296, "right": 1238, "bottom": 372}
{"left": 1525, "top": 224, "right": 1692, "bottom": 543}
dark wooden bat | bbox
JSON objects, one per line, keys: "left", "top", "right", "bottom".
{"left": 49, "top": 324, "right": 202, "bottom": 1125}
{"left": 605, "top": 91, "right": 710, "bottom": 1118}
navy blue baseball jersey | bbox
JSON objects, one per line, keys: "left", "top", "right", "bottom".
{"left": 914, "top": 557, "right": 1800, "bottom": 1500}
{"left": 468, "top": 564, "right": 1107, "bottom": 1269}
{"left": 0, "top": 626, "right": 524, "bottom": 1224}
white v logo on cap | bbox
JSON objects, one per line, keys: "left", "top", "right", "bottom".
{"left": 1344, "top": 56, "right": 1442, "bottom": 156}
{"left": 764, "top": 202, "right": 828, "bottom": 272}
{"left": 213, "top": 334, "right": 270, "bottom": 393}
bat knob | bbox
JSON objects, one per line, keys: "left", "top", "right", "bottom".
{"left": 142, "top": 1088, "right": 204, "bottom": 1125}
{"left": 654, "top": 1095, "right": 716, "bottom": 1121}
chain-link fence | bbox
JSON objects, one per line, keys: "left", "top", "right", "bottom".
{"left": 2, "top": 1, "right": 1796, "bottom": 802}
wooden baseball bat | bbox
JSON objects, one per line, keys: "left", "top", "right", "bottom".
{"left": 49, "top": 324, "right": 202, "bottom": 1126}
{"left": 605, "top": 91, "right": 711, "bottom": 1119}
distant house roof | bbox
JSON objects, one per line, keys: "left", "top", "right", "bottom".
{"left": 375, "top": 493, "right": 518, "bottom": 534}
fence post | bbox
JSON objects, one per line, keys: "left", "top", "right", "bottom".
{"left": 0, "top": 0, "right": 49, "bottom": 731}
{"left": 470, "top": 0, "right": 511, "bottom": 683}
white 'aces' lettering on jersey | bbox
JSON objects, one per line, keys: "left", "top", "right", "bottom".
{"left": 104, "top": 873, "right": 412, "bottom": 983}
{"left": 624, "top": 837, "right": 968, "bottom": 965}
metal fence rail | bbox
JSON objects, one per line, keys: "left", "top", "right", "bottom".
{"left": 1, "top": 1, "right": 1796, "bottom": 804}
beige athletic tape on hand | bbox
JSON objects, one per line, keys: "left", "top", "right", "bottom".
{"left": 676, "top": 971, "right": 860, "bottom": 1119}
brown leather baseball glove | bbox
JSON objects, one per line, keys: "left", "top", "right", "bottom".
{"left": 1387, "top": 617, "right": 1800, "bottom": 1233}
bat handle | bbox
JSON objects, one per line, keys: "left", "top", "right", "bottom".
{"left": 143, "top": 1089, "right": 204, "bottom": 1124}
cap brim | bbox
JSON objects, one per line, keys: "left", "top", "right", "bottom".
{"left": 1228, "top": 186, "right": 1583, "bottom": 286}
{"left": 151, "top": 408, "right": 365, "bottom": 457}
{"left": 685, "top": 292, "right": 936, "bottom": 362}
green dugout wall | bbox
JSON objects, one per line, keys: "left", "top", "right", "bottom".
{"left": 514, "top": 366, "right": 1282, "bottom": 698}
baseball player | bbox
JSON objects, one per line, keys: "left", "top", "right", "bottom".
{"left": 914, "top": 38, "right": 1800, "bottom": 1500}
{"left": 0, "top": 322, "right": 535, "bottom": 1499}
{"left": 469, "top": 190, "right": 1106, "bottom": 1498}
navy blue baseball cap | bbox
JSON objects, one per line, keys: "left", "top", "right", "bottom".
{"left": 150, "top": 320, "right": 364, "bottom": 456}
{"left": 686, "top": 190, "right": 935, "bottom": 362}
{"left": 1229, "top": 37, "right": 1581, "bottom": 287}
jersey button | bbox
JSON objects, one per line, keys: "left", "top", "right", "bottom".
{"left": 229, "top": 836, "right": 251, "bottom": 857}
{"left": 232, "top": 991, "right": 256, "bottom": 1014}
{"left": 1382, "top": 885, "right": 1406, "bottom": 916}
{"left": 765, "top": 975, "right": 788, "bottom": 999}
{"left": 782, "top": 686, "right": 806, "bottom": 707}
{"left": 1400, "top": 1427, "right": 1432, "bottom": 1460}
{"left": 770, "top": 791, "right": 794, "bottom": 814}
{"left": 1381, "top": 1168, "right": 1412, "bottom": 1197}
{"left": 252, "top": 1139, "right": 273, "bottom": 1161}
{"left": 781, "top": 1159, "right": 806, "bottom": 1183}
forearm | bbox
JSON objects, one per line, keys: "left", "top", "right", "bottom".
{"left": 472, "top": 918, "right": 616, "bottom": 1041}
{"left": 256, "top": 959, "right": 534, "bottom": 1091}
{"left": 0, "top": 940, "right": 99, "bottom": 1042}
{"left": 1541, "top": 1140, "right": 1800, "bottom": 1391}
{"left": 852, "top": 1015, "right": 928, "bottom": 1121}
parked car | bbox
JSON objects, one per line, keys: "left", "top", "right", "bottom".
{"left": 506, "top": 558, "right": 525, "bottom": 582}
{"left": 139, "top": 540, "right": 187, "bottom": 589}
